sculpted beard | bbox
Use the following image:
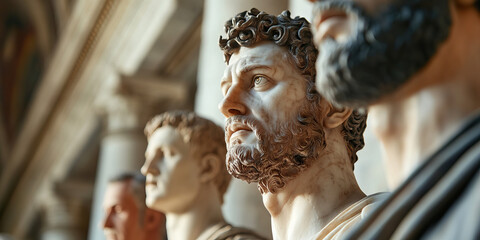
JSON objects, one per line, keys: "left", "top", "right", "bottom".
{"left": 225, "top": 103, "right": 325, "bottom": 194}
{"left": 314, "top": 0, "right": 451, "bottom": 108}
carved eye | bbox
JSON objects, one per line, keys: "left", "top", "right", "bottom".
{"left": 113, "top": 205, "right": 123, "bottom": 213}
{"left": 253, "top": 75, "right": 270, "bottom": 91}
{"left": 155, "top": 149, "right": 164, "bottom": 161}
{"left": 167, "top": 148, "right": 176, "bottom": 157}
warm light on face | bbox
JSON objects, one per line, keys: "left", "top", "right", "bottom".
{"left": 220, "top": 42, "right": 307, "bottom": 130}
{"left": 102, "top": 181, "right": 144, "bottom": 240}
{"left": 142, "top": 126, "right": 202, "bottom": 213}
{"left": 220, "top": 42, "right": 326, "bottom": 193}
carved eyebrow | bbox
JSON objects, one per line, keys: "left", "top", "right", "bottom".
{"left": 238, "top": 64, "right": 272, "bottom": 76}
{"left": 220, "top": 64, "right": 273, "bottom": 90}
{"left": 145, "top": 147, "right": 164, "bottom": 160}
{"left": 220, "top": 66, "right": 233, "bottom": 90}
{"left": 220, "top": 78, "right": 230, "bottom": 89}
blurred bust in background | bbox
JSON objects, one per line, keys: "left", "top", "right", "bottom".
{"left": 102, "top": 173, "right": 166, "bottom": 240}
{"left": 310, "top": 0, "right": 480, "bottom": 239}
{"left": 142, "top": 110, "right": 266, "bottom": 240}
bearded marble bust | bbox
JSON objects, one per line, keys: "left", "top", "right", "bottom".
{"left": 219, "top": 9, "right": 386, "bottom": 240}
{"left": 309, "top": 0, "right": 480, "bottom": 239}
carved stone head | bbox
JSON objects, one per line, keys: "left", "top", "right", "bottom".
{"left": 219, "top": 9, "right": 367, "bottom": 194}
{"left": 142, "top": 111, "right": 230, "bottom": 212}
{"left": 102, "top": 173, "right": 165, "bottom": 240}
{"left": 310, "top": 0, "right": 463, "bottom": 108}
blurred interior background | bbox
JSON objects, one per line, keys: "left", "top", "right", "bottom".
{"left": 0, "top": 0, "right": 388, "bottom": 239}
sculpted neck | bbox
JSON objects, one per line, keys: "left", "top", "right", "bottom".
{"left": 262, "top": 129, "right": 365, "bottom": 240}
{"left": 370, "top": 78, "right": 480, "bottom": 187}
{"left": 369, "top": 5, "right": 480, "bottom": 188}
{"left": 165, "top": 185, "right": 225, "bottom": 240}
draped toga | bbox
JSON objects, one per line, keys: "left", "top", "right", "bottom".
{"left": 345, "top": 112, "right": 480, "bottom": 239}
{"left": 314, "top": 193, "right": 388, "bottom": 240}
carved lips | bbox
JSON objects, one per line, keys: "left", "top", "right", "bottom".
{"left": 145, "top": 178, "right": 160, "bottom": 196}
{"left": 145, "top": 175, "right": 157, "bottom": 190}
{"left": 146, "top": 180, "right": 156, "bottom": 186}
{"left": 226, "top": 121, "right": 253, "bottom": 145}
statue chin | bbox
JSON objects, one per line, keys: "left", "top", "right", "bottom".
{"left": 225, "top": 105, "right": 326, "bottom": 194}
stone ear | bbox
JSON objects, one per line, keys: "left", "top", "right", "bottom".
{"left": 323, "top": 103, "right": 353, "bottom": 129}
{"left": 199, "top": 153, "right": 221, "bottom": 183}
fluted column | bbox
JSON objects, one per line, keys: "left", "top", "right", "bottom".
{"left": 88, "top": 74, "right": 188, "bottom": 240}
{"left": 41, "top": 185, "right": 90, "bottom": 240}
{"left": 88, "top": 81, "right": 148, "bottom": 240}
{"left": 195, "top": 0, "right": 288, "bottom": 238}
{"left": 42, "top": 199, "right": 84, "bottom": 240}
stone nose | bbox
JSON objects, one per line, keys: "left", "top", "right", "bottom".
{"left": 102, "top": 209, "right": 114, "bottom": 229}
{"left": 141, "top": 157, "right": 160, "bottom": 176}
{"left": 219, "top": 83, "right": 247, "bottom": 118}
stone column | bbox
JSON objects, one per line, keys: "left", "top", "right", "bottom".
{"left": 195, "top": 1, "right": 288, "bottom": 238}
{"left": 41, "top": 184, "right": 90, "bottom": 240}
{"left": 88, "top": 83, "right": 148, "bottom": 240}
{"left": 288, "top": 0, "right": 313, "bottom": 21}
{"left": 88, "top": 75, "right": 188, "bottom": 240}
{"left": 42, "top": 198, "right": 84, "bottom": 240}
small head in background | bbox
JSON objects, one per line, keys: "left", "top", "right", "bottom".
{"left": 142, "top": 110, "right": 230, "bottom": 213}
{"left": 102, "top": 173, "right": 166, "bottom": 240}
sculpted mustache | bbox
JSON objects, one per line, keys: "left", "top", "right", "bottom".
{"left": 225, "top": 115, "right": 266, "bottom": 143}
{"left": 314, "top": 0, "right": 451, "bottom": 108}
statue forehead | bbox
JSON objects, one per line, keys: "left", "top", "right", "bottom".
{"left": 103, "top": 181, "right": 133, "bottom": 207}
{"left": 147, "top": 126, "right": 187, "bottom": 151}
{"left": 229, "top": 42, "right": 289, "bottom": 68}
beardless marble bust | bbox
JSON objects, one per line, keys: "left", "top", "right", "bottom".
{"left": 219, "top": 9, "right": 386, "bottom": 240}
{"left": 141, "top": 110, "right": 266, "bottom": 240}
{"left": 102, "top": 173, "right": 166, "bottom": 240}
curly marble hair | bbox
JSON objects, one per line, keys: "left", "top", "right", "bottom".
{"left": 219, "top": 8, "right": 366, "bottom": 165}
{"left": 144, "top": 111, "right": 231, "bottom": 203}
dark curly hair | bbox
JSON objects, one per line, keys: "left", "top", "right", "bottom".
{"left": 219, "top": 8, "right": 367, "bottom": 166}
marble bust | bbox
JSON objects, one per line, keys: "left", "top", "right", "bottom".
{"left": 219, "top": 9, "right": 386, "bottom": 240}
{"left": 102, "top": 173, "right": 166, "bottom": 240}
{"left": 141, "top": 110, "right": 266, "bottom": 240}
{"left": 310, "top": 0, "right": 480, "bottom": 239}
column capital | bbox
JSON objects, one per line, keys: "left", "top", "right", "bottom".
{"left": 95, "top": 74, "right": 189, "bottom": 133}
